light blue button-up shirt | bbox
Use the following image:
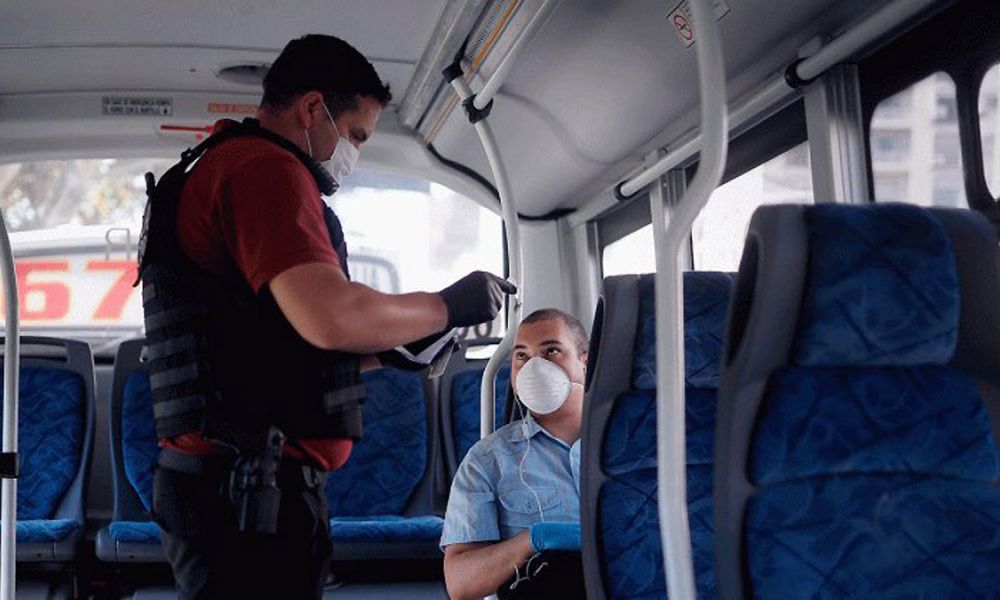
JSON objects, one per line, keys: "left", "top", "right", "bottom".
{"left": 440, "top": 414, "right": 581, "bottom": 548}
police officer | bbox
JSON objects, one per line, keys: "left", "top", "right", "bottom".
{"left": 138, "top": 34, "right": 514, "bottom": 599}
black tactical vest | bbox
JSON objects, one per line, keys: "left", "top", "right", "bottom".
{"left": 137, "top": 119, "right": 364, "bottom": 451}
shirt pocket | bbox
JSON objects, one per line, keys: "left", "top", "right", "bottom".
{"left": 497, "top": 486, "right": 564, "bottom": 530}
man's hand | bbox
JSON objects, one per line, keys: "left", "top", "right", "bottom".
{"left": 438, "top": 271, "right": 517, "bottom": 328}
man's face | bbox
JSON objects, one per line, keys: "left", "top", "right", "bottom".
{"left": 310, "top": 94, "right": 382, "bottom": 160}
{"left": 511, "top": 318, "right": 587, "bottom": 393}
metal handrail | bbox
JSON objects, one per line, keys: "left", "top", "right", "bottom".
{"left": 617, "top": 0, "right": 940, "bottom": 199}
{"left": 650, "top": 0, "right": 728, "bottom": 598}
{"left": 445, "top": 75, "right": 523, "bottom": 439}
{"left": 0, "top": 208, "right": 19, "bottom": 600}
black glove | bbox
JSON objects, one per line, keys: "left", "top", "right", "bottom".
{"left": 438, "top": 271, "right": 517, "bottom": 328}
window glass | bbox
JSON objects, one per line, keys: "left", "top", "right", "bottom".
{"left": 0, "top": 162, "right": 503, "bottom": 347}
{"left": 693, "top": 142, "right": 813, "bottom": 271}
{"left": 602, "top": 223, "right": 655, "bottom": 277}
{"left": 601, "top": 143, "right": 813, "bottom": 276}
{"left": 870, "top": 72, "right": 967, "bottom": 207}
{"left": 329, "top": 168, "right": 504, "bottom": 340}
{"left": 980, "top": 63, "right": 1000, "bottom": 198}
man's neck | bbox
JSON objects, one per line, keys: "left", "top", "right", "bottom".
{"left": 533, "top": 394, "right": 582, "bottom": 446}
{"left": 256, "top": 109, "right": 308, "bottom": 155}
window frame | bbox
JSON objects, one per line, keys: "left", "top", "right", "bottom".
{"left": 596, "top": 100, "right": 809, "bottom": 276}
{"left": 858, "top": 0, "right": 1000, "bottom": 217}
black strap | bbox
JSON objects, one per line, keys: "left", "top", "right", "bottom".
{"left": 145, "top": 304, "right": 204, "bottom": 334}
{"left": 150, "top": 363, "right": 200, "bottom": 390}
{"left": 145, "top": 334, "right": 197, "bottom": 362}
{"left": 0, "top": 452, "right": 17, "bottom": 479}
{"left": 322, "top": 384, "right": 366, "bottom": 413}
{"left": 153, "top": 394, "right": 206, "bottom": 419}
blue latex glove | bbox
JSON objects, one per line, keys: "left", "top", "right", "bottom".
{"left": 528, "top": 521, "right": 581, "bottom": 553}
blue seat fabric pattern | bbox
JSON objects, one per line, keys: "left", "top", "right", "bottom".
{"left": 0, "top": 366, "right": 84, "bottom": 521}
{"left": 794, "top": 204, "right": 959, "bottom": 367}
{"left": 746, "top": 476, "right": 1000, "bottom": 599}
{"left": 7, "top": 519, "right": 80, "bottom": 543}
{"left": 327, "top": 368, "right": 442, "bottom": 544}
{"left": 633, "top": 272, "right": 732, "bottom": 390}
{"left": 121, "top": 370, "right": 158, "bottom": 512}
{"left": 746, "top": 205, "right": 1000, "bottom": 597}
{"left": 109, "top": 520, "right": 161, "bottom": 544}
{"left": 599, "top": 272, "right": 733, "bottom": 599}
{"left": 752, "top": 366, "right": 998, "bottom": 484}
{"left": 329, "top": 515, "right": 444, "bottom": 543}
{"left": 451, "top": 365, "right": 511, "bottom": 465}
{"left": 600, "top": 388, "right": 717, "bottom": 599}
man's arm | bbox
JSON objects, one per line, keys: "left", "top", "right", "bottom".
{"left": 270, "top": 262, "right": 447, "bottom": 353}
{"left": 271, "top": 263, "right": 514, "bottom": 354}
{"left": 443, "top": 533, "right": 534, "bottom": 600}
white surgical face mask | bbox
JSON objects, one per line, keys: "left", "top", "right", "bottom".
{"left": 319, "top": 103, "right": 359, "bottom": 186}
{"left": 303, "top": 102, "right": 360, "bottom": 187}
{"left": 515, "top": 357, "right": 581, "bottom": 415}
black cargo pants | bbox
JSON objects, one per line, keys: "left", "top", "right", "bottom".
{"left": 153, "top": 454, "right": 332, "bottom": 600}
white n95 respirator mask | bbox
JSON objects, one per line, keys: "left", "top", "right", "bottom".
{"left": 515, "top": 357, "right": 581, "bottom": 415}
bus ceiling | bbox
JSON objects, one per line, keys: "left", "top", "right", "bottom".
{"left": 0, "top": 0, "right": 961, "bottom": 221}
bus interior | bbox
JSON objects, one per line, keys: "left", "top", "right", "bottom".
{"left": 1, "top": 0, "right": 999, "bottom": 597}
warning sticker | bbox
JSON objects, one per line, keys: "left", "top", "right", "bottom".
{"left": 102, "top": 96, "right": 172, "bottom": 116}
{"left": 667, "top": 0, "right": 731, "bottom": 48}
{"left": 207, "top": 102, "right": 257, "bottom": 115}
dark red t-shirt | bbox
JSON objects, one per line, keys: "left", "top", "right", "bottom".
{"left": 161, "top": 119, "right": 352, "bottom": 472}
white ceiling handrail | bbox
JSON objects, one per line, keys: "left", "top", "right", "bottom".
{"left": 616, "top": 0, "right": 940, "bottom": 200}
{"left": 472, "top": 0, "right": 560, "bottom": 112}
{"left": 651, "top": 0, "right": 728, "bottom": 598}
{"left": 444, "top": 72, "right": 523, "bottom": 439}
{"left": 0, "top": 208, "right": 19, "bottom": 600}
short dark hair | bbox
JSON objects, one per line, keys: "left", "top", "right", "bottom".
{"left": 521, "top": 308, "right": 589, "bottom": 356}
{"left": 262, "top": 34, "right": 392, "bottom": 118}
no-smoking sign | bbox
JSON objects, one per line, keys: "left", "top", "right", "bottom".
{"left": 667, "top": 0, "right": 731, "bottom": 48}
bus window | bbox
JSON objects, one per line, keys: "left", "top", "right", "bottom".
{"left": 981, "top": 63, "right": 1000, "bottom": 198}
{"left": 0, "top": 162, "right": 503, "bottom": 348}
{"left": 328, "top": 168, "right": 504, "bottom": 340}
{"left": 602, "top": 223, "right": 655, "bottom": 277}
{"left": 870, "top": 72, "right": 967, "bottom": 207}
{"left": 692, "top": 142, "right": 813, "bottom": 271}
{"left": 601, "top": 143, "right": 812, "bottom": 276}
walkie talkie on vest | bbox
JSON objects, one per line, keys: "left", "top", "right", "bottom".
{"left": 229, "top": 425, "right": 286, "bottom": 534}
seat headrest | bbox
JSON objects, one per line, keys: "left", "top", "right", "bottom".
{"left": 633, "top": 271, "right": 734, "bottom": 389}
{"left": 794, "top": 204, "right": 960, "bottom": 367}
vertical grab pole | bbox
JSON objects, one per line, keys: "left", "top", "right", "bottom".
{"left": 649, "top": 0, "right": 728, "bottom": 598}
{"left": 0, "top": 207, "right": 19, "bottom": 600}
{"left": 445, "top": 70, "right": 523, "bottom": 439}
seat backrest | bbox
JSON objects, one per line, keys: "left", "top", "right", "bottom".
{"left": 439, "top": 339, "right": 511, "bottom": 479}
{"left": 716, "top": 204, "right": 1000, "bottom": 598}
{"left": 1, "top": 336, "right": 95, "bottom": 525}
{"left": 109, "top": 338, "right": 156, "bottom": 520}
{"left": 581, "top": 271, "right": 733, "bottom": 599}
{"left": 326, "top": 367, "right": 439, "bottom": 517}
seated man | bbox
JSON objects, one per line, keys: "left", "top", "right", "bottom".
{"left": 441, "top": 308, "right": 589, "bottom": 600}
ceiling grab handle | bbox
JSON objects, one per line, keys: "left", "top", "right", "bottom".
{"left": 650, "top": 0, "right": 728, "bottom": 598}
{"left": 0, "top": 206, "right": 19, "bottom": 600}
{"left": 444, "top": 68, "right": 523, "bottom": 440}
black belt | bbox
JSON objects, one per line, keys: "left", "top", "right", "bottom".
{"left": 158, "top": 447, "right": 326, "bottom": 489}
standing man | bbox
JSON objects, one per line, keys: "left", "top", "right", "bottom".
{"left": 138, "top": 34, "right": 513, "bottom": 599}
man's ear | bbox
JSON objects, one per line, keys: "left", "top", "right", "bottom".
{"left": 295, "top": 91, "right": 325, "bottom": 129}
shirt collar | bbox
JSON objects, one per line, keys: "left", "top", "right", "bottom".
{"left": 511, "top": 413, "right": 572, "bottom": 449}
